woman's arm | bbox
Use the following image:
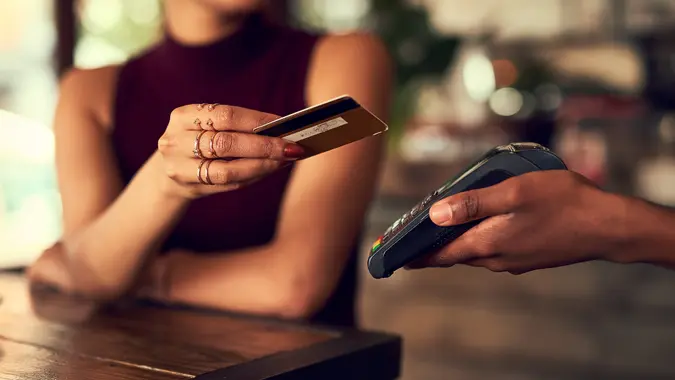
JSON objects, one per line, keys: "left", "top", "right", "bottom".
{"left": 28, "top": 67, "right": 193, "bottom": 298}
{"left": 29, "top": 69, "right": 299, "bottom": 300}
{"left": 155, "top": 33, "right": 393, "bottom": 319}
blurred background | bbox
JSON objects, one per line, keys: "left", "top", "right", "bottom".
{"left": 2, "top": 0, "right": 675, "bottom": 378}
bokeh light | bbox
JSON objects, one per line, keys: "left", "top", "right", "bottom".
{"left": 489, "top": 87, "right": 523, "bottom": 116}
{"left": 81, "top": 0, "right": 124, "bottom": 34}
{"left": 75, "top": 0, "right": 162, "bottom": 69}
{"left": 292, "top": 0, "right": 372, "bottom": 31}
{"left": 462, "top": 53, "right": 496, "bottom": 102}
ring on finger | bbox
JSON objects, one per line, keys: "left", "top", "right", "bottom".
{"left": 205, "top": 118, "right": 214, "bottom": 130}
{"left": 196, "top": 103, "right": 207, "bottom": 111}
{"left": 197, "top": 159, "right": 208, "bottom": 185}
{"left": 204, "top": 160, "right": 215, "bottom": 185}
{"left": 208, "top": 131, "right": 219, "bottom": 158}
{"left": 207, "top": 103, "right": 219, "bottom": 112}
{"left": 193, "top": 130, "right": 207, "bottom": 159}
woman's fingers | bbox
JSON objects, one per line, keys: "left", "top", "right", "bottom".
{"left": 167, "top": 158, "right": 286, "bottom": 186}
{"left": 158, "top": 104, "right": 298, "bottom": 199}
{"left": 168, "top": 130, "right": 304, "bottom": 160}
{"left": 160, "top": 103, "right": 305, "bottom": 160}
{"left": 171, "top": 104, "right": 279, "bottom": 132}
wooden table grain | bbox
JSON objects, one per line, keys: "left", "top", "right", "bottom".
{"left": 0, "top": 272, "right": 401, "bottom": 379}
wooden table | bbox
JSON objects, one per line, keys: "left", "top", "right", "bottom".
{"left": 0, "top": 272, "right": 401, "bottom": 379}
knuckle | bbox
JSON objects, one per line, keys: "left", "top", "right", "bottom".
{"left": 469, "top": 234, "right": 496, "bottom": 257}
{"left": 165, "top": 164, "right": 180, "bottom": 181}
{"left": 505, "top": 179, "right": 526, "bottom": 207}
{"left": 257, "top": 113, "right": 277, "bottom": 128}
{"left": 261, "top": 139, "right": 274, "bottom": 158}
{"left": 562, "top": 170, "right": 581, "bottom": 188}
{"left": 442, "top": 249, "right": 469, "bottom": 263}
{"left": 262, "top": 159, "right": 280, "bottom": 173}
{"left": 475, "top": 241, "right": 495, "bottom": 257}
{"left": 460, "top": 193, "right": 480, "bottom": 220}
{"left": 254, "top": 160, "right": 268, "bottom": 174}
{"left": 215, "top": 105, "right": 235, "bottom": 126}
{"left": 214, "top": 167, "right": 235, "bottom": 185}
{"left": 214, "top": 132, "right": 236, "bottom": 154}
{"left": 157, "top": 134, "right": 172, "bottom": 153}
{"left": 169, "top": 107, "right": 184, "bottom": 122}
{"left": 248, "top": 160, "right": 269, "bottom": 178}
{"left": 484, "top": 259, "right": 507, "bottom": 272}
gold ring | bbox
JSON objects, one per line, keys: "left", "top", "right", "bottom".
{"left": 204, "top": 160, "right": 215, "bottom": 185}
{"left": 194, "top": 118, "right": 201, "bottom": 128}
{"left": 197, "top": 103, "right": 207, "bottom": 111}
{"left": 207, "top": 103, "right": 219, "bottom": 112}
{"left": 206, "top": 118, "right": 214, "bottom": 130}
{"left": 193, "top": 130, "right": 207, "bottom": 159}
{"left": 208, "top": 132, "right": 218, "bottom": 158}
{"left": 197, "top": 159, "right": 208, "bottom": 184}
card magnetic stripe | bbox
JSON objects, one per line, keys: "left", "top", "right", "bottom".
{"left": 256, "top": 98, "right": 360, "bottom": 138}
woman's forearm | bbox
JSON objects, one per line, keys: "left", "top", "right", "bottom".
{"left": 154, "top": 241, "right": 330, "bottom": 320}
{"left": 51, "top": 152, "right": 191, "bottom": 299}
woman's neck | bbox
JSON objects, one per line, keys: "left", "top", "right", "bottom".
{"left": 163, "top": 1, "right": 249, "bottom": 46}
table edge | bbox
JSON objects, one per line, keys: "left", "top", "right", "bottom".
{"left": 0, "top": 271, "right": 402, "bottom": 379}
{"left": 193, "top": 329, "right": 402, "bottom": 380}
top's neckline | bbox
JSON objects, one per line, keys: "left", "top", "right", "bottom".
{"left": 156, "top": 12, "right": 277, "bottom": 73}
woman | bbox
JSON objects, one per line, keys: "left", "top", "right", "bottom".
{"left": 28, "top": 0, "right": 392, "bottom": 327}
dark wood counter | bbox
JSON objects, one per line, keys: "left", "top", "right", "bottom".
{"left": 0, "top": 272, "right": 400, "bottom": 379}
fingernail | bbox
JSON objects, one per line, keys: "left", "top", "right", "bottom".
{"left": 283, "top": 144, "right": 305, "bottom": 159}
{"left": 429, "top": 203, "right": 453, "bottom": 225}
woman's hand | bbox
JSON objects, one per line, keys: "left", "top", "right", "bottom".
{"left": 407, "top": 170, "right": 630, "bottom": 274}
{"left": 157, "top": 103, "right": 306, "bottom": 199}
{"left": 27, "top": 242, "right": 75, "bottom": 292}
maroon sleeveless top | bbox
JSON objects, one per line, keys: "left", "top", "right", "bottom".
{"left": 111, "top": 14, "right": 358, "bottom": 326}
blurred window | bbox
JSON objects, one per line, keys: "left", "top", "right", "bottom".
{"left": 75, "top": 0, "right": 162, "bottom": 69}
{"left": 0, "top": 0, "right": 161, "bottom": 266}
{"left": 0, "top": 0, "right": 59, "bottom": 265}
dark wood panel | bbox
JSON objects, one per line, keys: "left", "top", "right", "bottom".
{"left": 0, "top": 338, "right": 185, "bottom": 380}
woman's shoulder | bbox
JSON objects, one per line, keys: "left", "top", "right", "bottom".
{"left": 59, "top": 65, "right": 121, "bottom": 131}
{"left": 317, "top": 32, "right": 388, "bottom": 52}
{"left": 283, "top": 25, "right": 389, "bottom": 59}
{"left": 306, "top": 32, "right": 392, "bottom": 95}
{"left": 312, "top": 32, "right": 391, "bottom": 72}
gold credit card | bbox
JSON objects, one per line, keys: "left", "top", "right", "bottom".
{"left": 252, "top": 95, "right": 388, "bottom": 158}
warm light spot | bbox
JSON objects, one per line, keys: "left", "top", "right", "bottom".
{"left": 492, "top": 59, "right": 518, "bottom": 87}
